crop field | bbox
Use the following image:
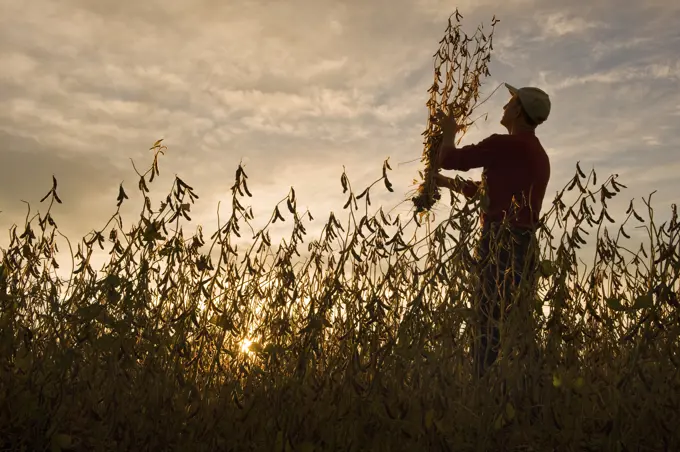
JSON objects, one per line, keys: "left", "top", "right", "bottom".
{"left": 1, "top": 13, "right": 679, "bottom": 452}
{"left": 2, "top": 139, "right": 678, "bottom": 451}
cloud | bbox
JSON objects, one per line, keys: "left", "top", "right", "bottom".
{"left": 536, "top": 12, "right": 603, "bottom": 37}
{"left": 0, "top": 0, "right": 678, "bottom": 264}
{"left": 538, "top": 61, "right": 680, "bottom": 92}
{"left": 590, "top": 37, "right": 654, "bottom": 60}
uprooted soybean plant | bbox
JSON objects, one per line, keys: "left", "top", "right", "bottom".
{"left": 1, "top": 12, "right": 679, "bottom": 452}
{"left": 412, "top": 11, "right": 497, "bottom": 214}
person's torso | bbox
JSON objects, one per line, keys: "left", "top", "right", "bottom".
{"left": 481, "top": 132, "right": 551, "bottom": 229}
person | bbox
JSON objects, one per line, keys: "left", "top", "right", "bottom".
{"left": 434, "top": 83, "right": 551, "bottom": 377}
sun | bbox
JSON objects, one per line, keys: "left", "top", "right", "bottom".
{"left": 240, "top": 338, "right": 253, "bottom": 354}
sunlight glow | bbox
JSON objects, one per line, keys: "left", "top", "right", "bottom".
{"left": 240, "top": 338, "right": 253, "bottom": 354}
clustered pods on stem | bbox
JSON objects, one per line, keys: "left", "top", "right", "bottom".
{"left": 412, "top": 10, "right": 499, "bottom": 215}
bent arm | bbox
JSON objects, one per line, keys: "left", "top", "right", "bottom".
{"left": 439, "top": 134, "right": 508, "bottom": 171}
{"left": 457, "top": 179, "right": 481, "bottom": 199}
{"left": 436, "top": 174, "right": 481, "bottom": 199}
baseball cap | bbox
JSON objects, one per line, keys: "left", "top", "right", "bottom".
{"left": 505, "top": 83, "right": 551, "bottom": 125}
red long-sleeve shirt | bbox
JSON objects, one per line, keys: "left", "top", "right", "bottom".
{"left": 440, "top": 131, "right": 550, "bottom": 229}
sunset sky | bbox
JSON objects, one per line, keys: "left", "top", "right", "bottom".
{"left": 1, "top": 0, "right": 678, "bottom": 264}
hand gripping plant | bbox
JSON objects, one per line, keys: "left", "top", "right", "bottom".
{"left": 412, "top": 10, "right": 500, "bottom": 215}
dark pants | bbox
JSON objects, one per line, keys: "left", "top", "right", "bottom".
{"left": 471, "top": 222, "right": 538, "bottom": 378}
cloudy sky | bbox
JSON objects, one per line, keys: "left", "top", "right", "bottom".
{"left": 1, "top": 0, "right": 679, "bottom": 269}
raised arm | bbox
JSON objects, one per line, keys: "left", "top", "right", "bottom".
{"left": 437, "top": 134, "right": 509, "bottom": 171}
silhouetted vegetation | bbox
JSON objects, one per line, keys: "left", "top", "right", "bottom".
{"left": 1, "top": 11, "right": 678, "bottom": 452}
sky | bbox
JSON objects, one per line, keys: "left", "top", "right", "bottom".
{"left": 1, "top": 0, "right": 679, "bottom": 272}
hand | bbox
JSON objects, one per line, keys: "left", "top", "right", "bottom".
{"left": 433, "top": 173, "right": 457, "bottom": 190}
{"left": 434, "top": 108, "right": 463, "bottom": 138}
